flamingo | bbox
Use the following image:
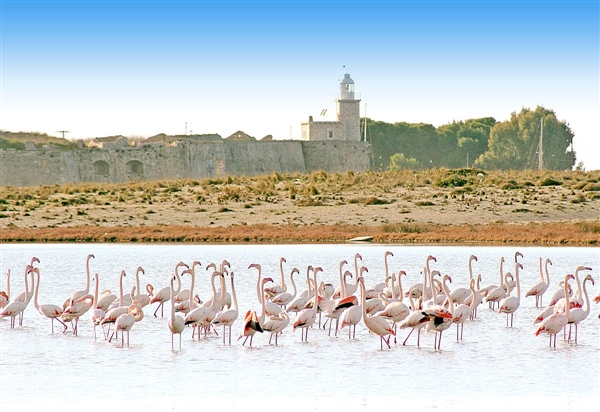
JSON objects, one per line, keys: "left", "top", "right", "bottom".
{"left": 376, "top": 271, "right": 410, "bottom": 342}
{"left": 449, "top": 254, "right": 478, "bottom": 304}
{"left": 286, "top": 266, "right": 313, "bottom": 316}
{"left": 462, "top": 274, "right": 483, "bottom": 319}
{"left": 370, "top": 250, "right": 394, "bottom": 293}
{"left": 62, "top": 253, "right": 95, "bottom": 309}
{"left": 132, "top": 266, "right": 151, "bottom": 308}
{"left": 567, "top": 273, "right": 594, "bottom": 344}
{"left": 238, "top": 273, "right": 273, "bottom": 346}
{"left": 398, "top": 294, "right": 452, "bottom": 347}
{"left": 526, "top": 257, "right": 551, "bottom": 307}
{"left": 203, "top": 260, "right": 232, "bottom": 310}
{"left": 553, "top": 266, "right": 590, "bottom": 314}
{"left": 271, "top": 268, "right": 300, "bottom": 309}
{"left": 184, "top": 270, "right": 223, "bottom": 339}
{"left": 262, "top": 311, "right": 290, "bottom": 346}
{"left": 340, "top": 267, "right": 369, "bottom": 339}
{"left": 452, "top": 278, "right": 477, "bottom": 341}
{"left": 62, "top": 293, "right": 94, "bottom": 336}
{"left": 334, "top": 253, "right": 362, "bottom": 299}
{"left": 293, "top": 267, "right": 323, "bottom": 342}
{"left": 98, "top": 270, "right": 130, "bottom": 336}
{"left": 31, "top": 267, "right": 68, "bottom": 334}
{"left": 168, "top": 274, "right": 185, "bottom": 350}
{"left": 174, "top": 261, "right": 201, "bottom": 314}
{"left": 479, "top": 256, "right": 505, "bottom": 301}
{"left": 535, "top": 274, "right": 575, "bottom": 347}
{"left": 150, "top": 261, "right": 188, "bottom": 317}
{"left": 12, "top": 258, "right": 38, "bottom": 325}
{"left": 547, "top": 279, "right": 574, "bottom": 308}
{"left": 497, "top": 262, "right": 523, "bottom": 327}
{"left": 264, "top": 257, "right": 288, "bottom": 298}
{"left": 358, "top": 275, "right": 395, "bottom": 349}
{"left": 321, "top": 261, "right": 358, "bottom": 337}
{"left": 485, "top": 272, "right": 512, "bottom": 310}
{"left": 0, "top": 265, "right": 32, "bottom": 328}
{"left": 90, "top": 273, "right": 107, "bottom": 340}
{"left": 96, "top": 289, "right": 117, "bottom": 312}
{"left": 426, "top": 274, "right": 454, "bottom": 350}
{"left": 504, "top": 251, "right": 523, "bottom": 294}
{"left": 109, "top": 305, "right": 136, "bottom": 347}
{"left": 109, "top": 294, "right": 142, "bottom": 347}
{"left": 211, "top": 271, "right": 239, "bottom": 345}
{"left": 0, "top": 269, "right": 10, "bottom": 309}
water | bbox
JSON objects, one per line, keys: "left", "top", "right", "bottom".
{"left": 1, "top": 243, "right": 598, "bottom": 411}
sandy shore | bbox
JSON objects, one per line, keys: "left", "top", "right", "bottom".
{"left": 1, "top": 170, "right": 599, "bottom": 244}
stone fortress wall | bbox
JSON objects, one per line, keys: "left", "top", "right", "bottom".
{"left": 0, "top": 139, "right": 371, "bottom": 187}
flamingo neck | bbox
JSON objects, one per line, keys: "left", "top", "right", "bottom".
{"left": 33, "top": 270, "right": 40, "bottom": 310}
{"left": 230, "top": 275, "right": 238, "bottom": 312}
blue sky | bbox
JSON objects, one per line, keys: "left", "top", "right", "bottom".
{"left": 2, "top": 1, "right": 598, "bottom": 169}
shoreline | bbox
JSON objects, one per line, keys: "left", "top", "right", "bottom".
{"left": 1, "top": 169, "right": 599, "bottom": 245}
{"left": 1, "top": 221, "right": 598, "bottom": 245}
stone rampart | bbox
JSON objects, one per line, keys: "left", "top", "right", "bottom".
{"left": 0, "top": 140, "right": 371, "bottom": 187}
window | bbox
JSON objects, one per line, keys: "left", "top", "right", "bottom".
{"left": 328, "top": 130, "right": 334, "bottom": 139}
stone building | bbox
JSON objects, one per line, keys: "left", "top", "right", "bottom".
{"left": 301, "top": 73, "right": 362, "bottom": 142}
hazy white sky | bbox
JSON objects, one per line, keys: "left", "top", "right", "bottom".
{"left": 2, "top": 1, "right": 598, "bottom": 169}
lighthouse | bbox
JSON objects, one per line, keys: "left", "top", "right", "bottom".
{"left": 336, "top": 73, "right": 361, "bottom": 141}
{"left": 301, "top": 73, "right": 361, "bottom": 141}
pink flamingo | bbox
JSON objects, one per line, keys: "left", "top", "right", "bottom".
{"left": 293, "top": 267, "right": 323, "bottom": 342}
{"left": 449, "top": 255, "right": 478, "bottom": 305}
{"left": 262, "top": 311, "right": 290, "bottom": 345}
{"left": 32, "top": 267, "right": 68, "bottom": 334}
{"left": 211, "top": 271, "right": 239, "bottom": 345}
{"left": 238, "top": 273, "right": 273, "bottom": 346}
{"left": 150, "top": 261, "right": 188, "bottom": 317}
{"left": 426, "top": 274, "right": 454, "bottom": 350}
{"left": 452, "top": 278, "right": 477, "bottom": 341}
{"left": 498, "top": 262, "right": 523, "bottom": 327}
{"left": 271, "top": 268, "right": 300, "bottom": 309}
{"left": 62, "top": 254, "right": 95, "bottom": 309}
{"left": 168, "top": 274, "right": 185, "bottom": 350}
{"left": 0, "top": 265, "right": 32, "bottom": 328}
{"left": 0, "top": 269, "right": 10, "bottom": 309}
{"left": 526, "top": 257, "right": 552, "bottom": 307}
{"left": 358, "top": 275, "right": 395, "bottom": 349}
{"left": 567, "top": 273, "right": 594, "bottom": 344}
{"left": 535, "top": 274, "right": 575, "bottom": 347}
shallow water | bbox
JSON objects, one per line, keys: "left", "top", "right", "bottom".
{"left": 1, "top": 243, "right": 598, "bottom": 411}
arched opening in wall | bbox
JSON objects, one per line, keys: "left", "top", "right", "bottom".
{"left": 126, "top": 160, "right": 144, "bottom": 177}
{"left": 93, "top": 160, "right": 110, "bottom": 176}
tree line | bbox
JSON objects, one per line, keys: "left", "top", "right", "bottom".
{"left": 363, "top": 106, "right": 577, "bottom": 171}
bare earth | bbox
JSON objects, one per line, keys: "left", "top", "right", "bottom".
{"left": 1, "top": 173, "right": 599, "bottom": 244}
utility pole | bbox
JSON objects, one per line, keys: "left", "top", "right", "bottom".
{"left": 56, "top": 130, "right": 70, "bottom": 139}
{"left": 538, "top": 118, "right": 544, "bottom": 170}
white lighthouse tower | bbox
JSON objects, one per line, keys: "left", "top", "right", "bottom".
{"left": 301, "top": 73, "right": 361, "bottom": 141}
{"left": 336, "top": 73, "right": 361, "bottom": 141}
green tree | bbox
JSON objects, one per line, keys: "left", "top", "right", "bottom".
{"left": 389, "top": 153, "right": 422, "bottom": 171}
{"left": 475, "top": 107, "right": 574, "bottom": 170}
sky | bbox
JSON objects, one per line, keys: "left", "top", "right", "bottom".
{"left": 1, "top": 0, "right": 598, "bottom": 170}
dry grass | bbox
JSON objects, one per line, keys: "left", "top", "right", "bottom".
{"left": 1, "top": 168, "right": 599, "bottom": 245}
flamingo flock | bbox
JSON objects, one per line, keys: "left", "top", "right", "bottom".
{"left": 1, "top": 252, "right": 597, "bottom": 351}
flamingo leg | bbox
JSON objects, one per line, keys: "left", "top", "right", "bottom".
{"left": 153, "top": 303, "right": 161, "bottom": 318}
{"left": 402, "top": 328, "right": 414, "bottom": 346}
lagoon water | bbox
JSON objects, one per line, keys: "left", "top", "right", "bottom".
{"left": 1, "top": 243, "right": 598, "bottom": 411}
